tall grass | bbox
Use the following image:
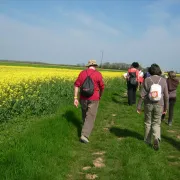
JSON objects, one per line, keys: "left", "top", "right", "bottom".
{"left": 0, "top": 77, "right": 179, "bottom": 180}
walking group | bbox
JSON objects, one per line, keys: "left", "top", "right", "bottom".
{"left": 73, "top": 60, "right": 179, "bottom": 151}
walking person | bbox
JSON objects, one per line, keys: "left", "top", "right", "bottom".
{"left": 127, "top": 62, "right": 140, "bottom": 105}
{"left": 137, "top": 64, "right": 169, "bottom": 150}
{"left": 166, "top": 71, "right": 179, "bottom": 126}
{"left": 74, "top": 60, "right": 105, "bottom": 143}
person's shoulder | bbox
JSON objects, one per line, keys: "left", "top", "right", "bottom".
{"left": 80, "top": 69, "right": 85, "bottom": 73}
{"left": 159, "top": 77, "right": 167, "bottom": 87}
{"left": 128, "top": 67, "right": 136, "bottom": 72}
{"left": 145, "top": 76, "right": 151, "bottom": 80}
{"left": 92, "top": 70, "right": 103, "bottom": 79}
{"left": 78, "top": 69, "right": 86, "bottom": 76}
{"left": 146, "top": 76, "right": 153, "bottom": 80}
{"left": 160, "top": 76, "right": 167, "bottom": 82}
{"left": 95, "top": 70, "right": 103, "bottom": 76}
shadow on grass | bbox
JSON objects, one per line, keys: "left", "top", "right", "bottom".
{"left": 112, "top": 93, "right": 127, "bottom": 99}
{"left": 162, "top": 135, "right": 180, "bottom": 151}
{"left": 109, "top": 127, "right": 143, "bottom": 140}
{"left": 113, "top": 87, "right": 127, "bottom": 95}
{"left": 62, "top": 110, "right": 82, "bottom": 137}
{"left": 111, "top": 97, "right": 128, "bottom": 105}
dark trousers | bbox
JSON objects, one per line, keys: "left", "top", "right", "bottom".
{"left": 168, "top": 98, "right": 176, "bottom": 124}
{"left": 127, "top": 82, "right": 137, "bottom": 105}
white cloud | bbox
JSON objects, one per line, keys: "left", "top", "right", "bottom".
{"left": 0, "top": 14, "right": 106, "bottom": 64}
{"left": 74, "top": 12, "right": 120, "bottom": 36}
{"left": 58, "top": 9, "right": 121, "bottom": 36}
{"left": 0, "top": 6, "right": 180, "bottom": 72}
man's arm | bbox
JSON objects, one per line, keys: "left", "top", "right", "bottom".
{"left": 137, "top": 79, "right": 148, "bottom": 112}
{"left": 74, "top": 86, "right": 79, "bottom": 98}
{"left": 74, "top": 86, "right": 79, "bottom": 108}
{"left": 99, "top": 90, "right": 103, "bottom": 99}
{"left": 74, "top": 71, "right": 83, "bottom": 108}
{"left": 99, "top": 74, "right": 105, "bottom": 99}
{"left": 163, "top": 82, "right": 169, "bottom": 113}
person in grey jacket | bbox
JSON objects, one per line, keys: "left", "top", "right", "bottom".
{"left": 137, "top": 64, "right": 169, "bottom": 150}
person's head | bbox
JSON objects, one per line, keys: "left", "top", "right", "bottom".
{"left": 168, "top": 71, "right": 176, "bottom": 79}
{"left": 149, "top": 63, "right": 162, "bottom": 76}
{"left": 131, "top": 62, "right": 139, "bottom": 69}
{"left": 86, "top": 59, "right": 98, "bottom": 68}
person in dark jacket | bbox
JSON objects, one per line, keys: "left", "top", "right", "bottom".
{"left": 166, "top": 71, "right": 179, "bottom": 126}
{"left": 126, "top": 62, "right": 140, "bottom": 105}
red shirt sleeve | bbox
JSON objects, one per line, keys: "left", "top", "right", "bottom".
{"left": 74, "top": 71, "right": 83, "bottom": 87}
{"left": 98, "top": 72, "right": 105, "bottom": 91}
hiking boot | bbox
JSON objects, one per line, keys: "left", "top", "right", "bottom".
{"left": 153, "top": 139, "right": 160, "bottom": 151}
{"left": 80, "top": 135, "right": 89, "bottom": 143}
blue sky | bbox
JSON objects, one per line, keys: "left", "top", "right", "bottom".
{"left": 0, "top": 0, "right": 180, "bottom": 71}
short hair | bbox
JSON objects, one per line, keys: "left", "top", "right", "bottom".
{"left": 131, "top": 62, "right": 139, "bottom": 68}
{"left": 149, "top": 64, "right": 162, "bottom": 76}
{"left": 168, "top": 71, "right": 176, "bottom": 79}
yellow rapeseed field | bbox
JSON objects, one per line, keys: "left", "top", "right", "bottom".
{"left": 0, "top": 65, "right": 125, "bottom": 121}
{"left": 0, "top": 66, "right": 124, "bottom": 101}
{"left": 0, "top": 65, "right": 124, "bottom": 83}
{"left": 0, "top": 66, "right": 123, "bottom": 98}
{"left": 1, "top": 65, "right": 179, "bottom": 122}
{"left": 0, "top": 66, "right": 124, "bottom": 95}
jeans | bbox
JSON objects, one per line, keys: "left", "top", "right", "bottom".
{"left": 144, "top": 103, "right": 163, "bottom": 144}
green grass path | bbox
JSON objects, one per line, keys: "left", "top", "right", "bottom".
{"left": 0, "top": 81, "right": 180, "bottom": 180}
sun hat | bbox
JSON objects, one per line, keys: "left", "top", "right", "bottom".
{"left": 86, "top": 60, "right": 98, "bottom": 67}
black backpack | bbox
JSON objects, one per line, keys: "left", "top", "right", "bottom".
{"left": 129, "top": 72, "right": 137, "bottom": 85}
{"left": 80, "top": 70, "right": 95, "bottom": 97}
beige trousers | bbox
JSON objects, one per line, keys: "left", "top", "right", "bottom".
{"left": 144, "top": 103, "right": 163, "bottom": 144}
{"left": 80, "top": 99, "right": 99, "bottom": 138}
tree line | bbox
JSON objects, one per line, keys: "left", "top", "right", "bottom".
{"left": 77, "top": 62, "right": 142, "bottom": 71}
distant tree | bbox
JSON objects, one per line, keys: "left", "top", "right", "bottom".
{"left": 76, "top": 63, "right": 85, "bottom": 67}
{"left": 101, "top": 62, "right": 131, "bottom": 70}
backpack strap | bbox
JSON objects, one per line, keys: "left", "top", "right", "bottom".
{"left": 149, "top": 77, "right": 161, "bottom": 84}
{"left": 149, "top": 77, "right": 154, "bottom": 84}
{"left": 157, "top": 77, "right": 161, "bottom": 84}
{"left": 86, "top": 70, "right": 96, "bottom": 77}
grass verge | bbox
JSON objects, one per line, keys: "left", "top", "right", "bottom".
{"left": 0, "top": 79, "right": 179, "bottom": 180}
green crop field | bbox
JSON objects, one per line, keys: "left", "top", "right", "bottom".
{"left": 0, "top": 62, "right": 179, "bottom": 180}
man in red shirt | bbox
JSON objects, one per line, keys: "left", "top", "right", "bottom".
{"left": 74, "top": 60, "right": 105, "bottom": 143}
